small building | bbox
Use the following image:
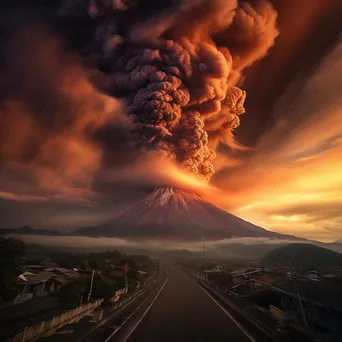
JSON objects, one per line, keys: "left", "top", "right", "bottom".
{"left": 15, "top": 268, "right": 81, "bottom": 303}
{"left": 17, "top": 272, "right": 68, "bottom": 298}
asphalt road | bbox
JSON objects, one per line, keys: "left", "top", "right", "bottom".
{"left": 124, "top": 261, "right": 254, "bottom": 342}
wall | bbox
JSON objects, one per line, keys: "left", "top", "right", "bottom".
{"left": 110, "top": 288, "right": 127, "bottom": 303}
{"left": 11, "top": 299, "right": 104, "bottom": 342}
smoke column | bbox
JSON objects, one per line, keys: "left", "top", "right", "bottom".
{"left": 62, "top": 0, "right": 278, "bottom": 181}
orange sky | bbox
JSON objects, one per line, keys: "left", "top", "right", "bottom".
{"left": 210, "top": 41, "right": 342, "bottom": 242}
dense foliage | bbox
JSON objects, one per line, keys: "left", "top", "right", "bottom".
{"left": 0, "top": 237, "right": 26, "bottom": 298}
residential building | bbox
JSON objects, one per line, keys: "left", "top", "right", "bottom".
{"left": 15, "top": 268, "right": 81, "bottom": 303}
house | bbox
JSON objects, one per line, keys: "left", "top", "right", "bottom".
{"left": 17, "top": 272, "right": 68, "bottom": 298}
{"left": 45, "top": 268, "right": 81, "bottom": 282}
{"left": 15, "top": 268, "right": 81, "bottom": 303}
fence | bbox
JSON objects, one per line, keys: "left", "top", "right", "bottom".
{"left": 11, "top": 299, "right": 104, "bottom": 342}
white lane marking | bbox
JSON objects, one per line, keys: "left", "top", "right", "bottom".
{"left": 103, "top": 301, "right": 143, "bottom": 342}
{"left": 127, "top": 312, "right": 134, "bottom": 320}
{"left": 121, "top": 272, "right": 168, "bottom": 342}
{"left": 198, "top": 285, "right": 256, "bottom": 342}
{"left": 104, "top": 327, "right": 121, "bottom": 342}
{"left": 104, "top": 314, "right": 134, "bottom": 342}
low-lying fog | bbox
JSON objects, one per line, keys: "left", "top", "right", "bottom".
{"left": 7, "top": 234, "right": 307, "bottom": 257}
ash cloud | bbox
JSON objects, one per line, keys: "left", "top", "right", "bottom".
{"left": 0, "top": 27, "right": 125, "bottom": 202}
{"left": 61, "top": 0, "right": 278, "bottom": 180}
{"left": 0, "top": 0, "right": 278, "bottom": 209}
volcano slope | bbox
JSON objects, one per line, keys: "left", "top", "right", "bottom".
{"left": 74, "top": 187, "right": 296, "bottom": 241}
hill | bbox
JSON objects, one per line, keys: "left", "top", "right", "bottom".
{"left": 260, "top": 243, "right": 342, "bottom": 271}
{"left": 217, "top": 243, "right": 289, "bottom": 260}
{"left": 0, "top": 225, "right": 62, "bottom": 236}
{"left": 74, "top": 187, "right": 299, "bottom": 241}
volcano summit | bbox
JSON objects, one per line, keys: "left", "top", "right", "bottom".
{"left": 74, "top": 188, "right": 293, "bottom": 241}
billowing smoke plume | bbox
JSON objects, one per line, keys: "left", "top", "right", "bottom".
{"left": 62, "top": 0, "right": 278, "bottom": 180}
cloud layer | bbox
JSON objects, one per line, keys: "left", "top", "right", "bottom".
{"left": 214, "top": 41, "right": 342, "bottom": 242}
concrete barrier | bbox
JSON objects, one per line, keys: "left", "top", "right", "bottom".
{"left": 110, "top": 288, "right": 127, "bottom": 303}
{"left": 11, "top": 299, "right": 104, "bottom": 342}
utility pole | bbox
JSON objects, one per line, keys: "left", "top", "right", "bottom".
{"left": 87, "top": 270, "right": 95, "bottom": 302}
{"left": 202, "top": 235, "right": 208, "bottom": 284}
{"left": 124, "top": 262, "right": 128, "bottom": 293}
{"left": 248, "top": 268, "right": 253, "bottom": 293}
{"left": 287, "top": 257, "right": 309, "bottom": 334}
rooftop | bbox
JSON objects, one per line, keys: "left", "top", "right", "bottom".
{"left": 17, "top": 269, "right": 80, "bottom": 285}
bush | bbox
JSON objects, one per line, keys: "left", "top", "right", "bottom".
{"left": 91, "top": 277, "right": 115, "bottom": 303}
{"left": 57, "top": 280, "right": 84, "bottom": 309}
{"left": 0, "top": 237, "right": 26, "bottom": 296}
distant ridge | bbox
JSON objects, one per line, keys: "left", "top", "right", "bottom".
{"left": 260, "top": 243, "right": 342, "bottom": 271}
{"left": 0, "top": 225, "right": 62, "bottom": 236}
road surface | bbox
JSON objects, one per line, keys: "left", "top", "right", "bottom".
{"left": 123, "top": 261, "right": 253, "bottom": 342}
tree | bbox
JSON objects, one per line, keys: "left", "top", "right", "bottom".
{"left": 91, "top": 276, "right": 115, "bottom": 303}
{"left": 88, "top": 260, "right": 99, "bottom": 270}
{"left": 0, "top": 237, "right": 26, "bottom": 297}
{"left": 57, "top": 280, "right": 84, "bottom": 309}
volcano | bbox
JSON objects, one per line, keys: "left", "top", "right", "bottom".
{"left": 74, "top": 188, "right": 295, "bottom": 241}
